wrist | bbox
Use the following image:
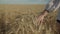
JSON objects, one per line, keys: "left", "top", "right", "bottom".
{"left": 42, "top": 11, "right": 48, "bottom": 17}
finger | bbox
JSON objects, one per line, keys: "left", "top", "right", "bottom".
{"left": 41, "top": 19, "right": 43, "bottom": 23}
{"left": 34, "top": 18, "right": 41, "bottom": 25}
{"left": 35, "top": 19, "right": 40, "bottom": 25}
{"left": 37, "top": 19, "right": 42, "bottom": 25}
{"left": 39, "top": 18, "right": 44, "bottom": 24}
{"left": 35, "top": 18, "right": 41, "bottom": 23}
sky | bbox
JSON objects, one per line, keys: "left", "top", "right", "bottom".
{"left": 0, "top": 0, "right": 50, "bottom": 4}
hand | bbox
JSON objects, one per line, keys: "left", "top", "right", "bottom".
{"left": 37, "top": 14, "right": 45, "bottom": 23}
{"left": 35, "top": 11, "right": 48, "bottom": 25}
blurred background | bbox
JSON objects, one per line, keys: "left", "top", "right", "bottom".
{"left": 0, "top": 0, "right": 58, "bottom": 34}
{"left": 0, "top": 0, "right": 49, "bottom": 4}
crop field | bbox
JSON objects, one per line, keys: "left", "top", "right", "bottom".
{"left": 0, "top": 4, "right": 58, "bottom": 34}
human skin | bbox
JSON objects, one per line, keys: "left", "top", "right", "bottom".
{"left": 37, "top": 10, "right": 60, "bottom": 34}
{"left": 36, "top": 10, "right": 48, "bottom": 23}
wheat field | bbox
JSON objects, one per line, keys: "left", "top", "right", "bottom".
{"left": 0, "top": 4, "right": 58, "bottom": 34}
